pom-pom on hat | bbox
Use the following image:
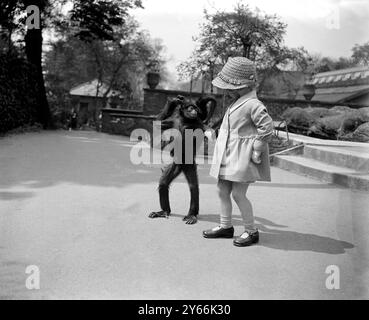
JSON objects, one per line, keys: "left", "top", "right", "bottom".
{"left": 212, "top": 57, "right": 257, "bottom": 90}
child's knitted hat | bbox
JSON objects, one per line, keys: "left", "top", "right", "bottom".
{"left": 212, "top": 57, "right": 257, "bottom": 90}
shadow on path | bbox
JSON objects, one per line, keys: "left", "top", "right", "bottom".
{"left": 0, "top": 191, "right": 34, "bottom": 201}
{"left": 253, "top": 182, "right": 339, "bottom": 189}
{"left": 192, "top": 214, "right": 354, "bottom": 255}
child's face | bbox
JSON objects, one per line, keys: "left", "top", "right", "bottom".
{"left": 225, "top": 89, "right": 241, "bottom": 100}
{"left": 224, "top": 86, "right": 253, "bottom": 100}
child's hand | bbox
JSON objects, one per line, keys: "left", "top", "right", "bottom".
{"left": 251, "top": 150, "right": 262, "bottom": 164}
{"left": 204, "top": 129, "right": 215, "bottom": 141}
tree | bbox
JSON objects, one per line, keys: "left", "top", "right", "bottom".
{"left": 1, "top": 0, "right": 146, "bottom": 130}
{"left": 1, "top": 0, "right": 69, "bottom": 129}
{"left": 310, "top": 54, "right": 357, "bottom": 73}
{"left": 66, "top": 0, "right": 163, "bottom": 110}
{"left": 177, "top": 50, "right": 221, "bottom": 93}
{"left": 1, "top": 1, "right": 53, "bottom": 128}
{"left": 44, "top": 15, "right": 166, "bottom": 116}
{"left": 21, "top": 0, "right": 53, "bottom": 129}
{"left": 352, "top": 42, "right": 369, "bottom": 66}
{"left": 196, "top": 3, "right": 286, "bottom": 63}
{"left": 70, "top": 0, "right": 143, "bottom": 42}
{"left": 0, "top": 0, "right": 21, "bottom": 52}
{"left": 178, "top": 3, "right": 311, "bottom": 94}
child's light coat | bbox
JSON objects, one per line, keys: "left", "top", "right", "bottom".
{"left": 210, "top": 90, "right": 274, "bottom": 183}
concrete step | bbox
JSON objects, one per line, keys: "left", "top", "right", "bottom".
{"left": 272, "top": 155, "right": 369, "bottom": 191}
{"left": 276, "top": 131, "right": 369, "bottom": 147}
{"left": 304, "top": 145, "right": 369, "bottom": 173}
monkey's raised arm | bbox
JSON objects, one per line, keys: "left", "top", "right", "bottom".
{"left": 160, "top": 119, "right": 175, "bottom": 131}
{"left": 156, "top": 96, "right": 185, "bottom": 120}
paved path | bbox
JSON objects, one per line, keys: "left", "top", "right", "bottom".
{"left": 0, "top": 131, "right": 368, "bottom": 299}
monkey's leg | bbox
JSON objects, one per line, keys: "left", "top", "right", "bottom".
{"left": 149, "top": 163, "right": 182, "bottom": 219}
{"left": 182, "top": 164, "right": 199, "bottom": 225}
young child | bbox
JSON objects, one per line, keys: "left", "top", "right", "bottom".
{"left": 203, "top": 57, "right": 274, "bottom": 247}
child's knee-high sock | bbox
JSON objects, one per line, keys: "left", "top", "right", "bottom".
{"left": 232, "top": 183, "right": 256, "bottom": 231}
{"left": 217, "top": 180, "right": 233, "bottom": 229}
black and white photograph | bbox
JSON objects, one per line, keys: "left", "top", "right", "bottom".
{"left": 1, "top": 0, "right": 369, "bottom": 304}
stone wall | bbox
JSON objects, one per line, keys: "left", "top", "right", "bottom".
{"left": 101, "top": 109, "right": 155, "bottom": 137}
{"left": 143, "top": 88, "right": 367, "bottom": 119}
{"left": 102, "top": 88, "right": 369, "bottom": 138}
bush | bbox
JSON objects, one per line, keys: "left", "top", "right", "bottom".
{"left": 3, "top": 123, "right": 43, "bottom": 136}
{"left": 304, "top": 106, "right": 331, "bottom": 119}
{"left": 282, "top": 107, "right": 315, "bottom": 134}
{"left": 329, "top": 105, "right": 357, "bottom": 115}
{"left": 340, "top": 122, "right": 369, "bottom": 142}
{"left": 282, "top": 105, "right": 368, "bottom": 141}
{"left": 308, "top": 113, "right": 364, "bottom": 139}
{"left": 359, "top": 107, "right": 369, "bottom": 122}
{"left": 0, "top": 52, "right": 39, "bottom": 133}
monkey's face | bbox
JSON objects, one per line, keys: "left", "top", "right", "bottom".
{"left": 182, "top": 104, "right": 200, "bottom": 120}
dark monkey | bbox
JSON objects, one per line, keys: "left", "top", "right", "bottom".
{"left": 149, "top": 96, "right": 217, "bottom": 224}
{"left": 157, "top": 95, "right": 216, "bottom": 123}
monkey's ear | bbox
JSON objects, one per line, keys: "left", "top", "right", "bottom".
{"left": 196, "top": 97, "right": 217, "bottom": 122}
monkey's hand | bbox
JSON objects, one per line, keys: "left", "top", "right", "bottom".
{"left": 149, "top": 211, "right": 170, "bottom": 219}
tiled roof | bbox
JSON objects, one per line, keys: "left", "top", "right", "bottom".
{"left": 69, "top": 79, "right": 122, "bottom": 98}
{"left": 309, "top": 66, "right": 369, "bottom": 87}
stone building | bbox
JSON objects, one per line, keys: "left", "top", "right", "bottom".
{"left": 296, "top": 66, "right": 369, "bottom": 105}
{"left": 69, "top": 79, "right": 124, "bottom": 126}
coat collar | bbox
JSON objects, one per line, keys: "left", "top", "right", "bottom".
{"left": 229, "top": 90, "right": 257, "bottom": 115}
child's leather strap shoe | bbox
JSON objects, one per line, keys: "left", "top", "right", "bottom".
{"left": 203, "top": 226, "right": 234, "bottom": 239}
{"left": 233, "top": 230, "right": 259, "bottom": 247}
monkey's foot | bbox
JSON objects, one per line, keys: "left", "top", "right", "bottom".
{"left": 183, "top": 215, "right": 198, "bottom": 225}
{"left": 149, "top": 211, "right": 170, "bottom": 219}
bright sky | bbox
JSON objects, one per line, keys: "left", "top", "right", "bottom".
{"left": 132, "top": 0, "right": 369, "bottom": 76}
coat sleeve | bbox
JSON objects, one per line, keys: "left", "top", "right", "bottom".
{"left": 250, "top": 101, "right": 274, "bottom": 151}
